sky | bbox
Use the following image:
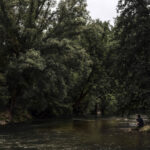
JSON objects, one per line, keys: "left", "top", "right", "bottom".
{"left": 86, "top": 0, "right": 118, "bottom": 25}
{"left": 56, "top": 0, "right": 119, "bottom": 25}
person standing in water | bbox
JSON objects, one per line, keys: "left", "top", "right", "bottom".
{"left": 136, "top": 114, "right": 144, "bottom": 128}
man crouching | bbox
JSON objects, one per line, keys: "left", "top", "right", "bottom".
{"left": 136, "top": 114, "right": 144, "bottom": 129}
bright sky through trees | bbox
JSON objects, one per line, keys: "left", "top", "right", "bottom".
{"left": 87, "top": 0, "right": 118, "bottom": 25}
{"left": 56, "top": 0, "right": 118, "bottom": 25}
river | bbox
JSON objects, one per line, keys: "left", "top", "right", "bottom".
{"left": 0, "top": 118, "right": 150, "bottom": 150}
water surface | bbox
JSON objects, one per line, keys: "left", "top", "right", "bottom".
{"left": 0, "top": 118, "right": 150, "bottom": 150}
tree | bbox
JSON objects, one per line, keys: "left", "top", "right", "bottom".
{"left": 38, "top": 0, "right": 93, "bottom": 116}
{"left": 48, "top": 0, "right": 89, "bottom": 40}
{"left": 71, "top": 20, "right": 114, "bottom": 115}
{"left": 114, "top": 0, "right": 150, "bottom": 114}
{"left": 0, "top": 0, "right": 56, "bottom": 118}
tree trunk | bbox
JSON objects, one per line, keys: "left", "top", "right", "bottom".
{"left": 8, "top": 89, "right": 16, "bottom": 120}
{"left": 73, "top": 67, "right": 95, "bottom": 114}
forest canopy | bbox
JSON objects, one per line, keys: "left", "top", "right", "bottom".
{"left": 0, "top": 0, "right": 149, "bottom": 122}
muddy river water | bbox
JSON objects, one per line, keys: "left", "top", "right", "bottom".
{"left": 0, "top": 118, "right": 150, "bottom": 150}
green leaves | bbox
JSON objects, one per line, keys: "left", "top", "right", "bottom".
{"left": 19, "top": 49, "right": 46, "bottom": 71}
{"left": 2, "top": 0, "right": 148, "bottom": 120}
{"left": 113, "top": 0, "right": 150, "bottom": 114}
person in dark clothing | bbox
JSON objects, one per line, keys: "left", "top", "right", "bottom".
{"left": 136, "top": 114, "right": 144, "bottom": 128}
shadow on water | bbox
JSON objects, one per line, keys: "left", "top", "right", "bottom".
{"left": 0, "top": 118, "right": 150, "bottom": 150}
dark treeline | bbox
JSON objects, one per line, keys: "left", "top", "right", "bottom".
{"left": 0, "top": 0, "right": 149, "bottom": 122}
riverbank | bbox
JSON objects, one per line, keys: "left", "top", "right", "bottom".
{"left": 0, "top": 110, "right": 32, "bottom": 125}
{"left": 140, "top": 125, "right": 150, "bottom": 132}
{"left": 0, "top": 111, "right": 11, "bottom": 125}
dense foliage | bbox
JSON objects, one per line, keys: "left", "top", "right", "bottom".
{"left": 113, "top": 0, "right": 150, "bottom": 115}
{"left": 0, "top": 0, "right": 149, "bottom": 121}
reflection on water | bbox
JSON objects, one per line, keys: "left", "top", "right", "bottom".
{"left": 0, "top": 118, "right": 150, "bottom": 150}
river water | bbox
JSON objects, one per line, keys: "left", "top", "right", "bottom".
{"left": 0, "top": 118, "right": 150, "bottom": 150}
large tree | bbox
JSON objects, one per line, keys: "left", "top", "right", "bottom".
{"left": 114, "top": 0, "right": 150, "bottom": 114}
{"left": 0, "top": 0, "right": 56, "bottom": 118}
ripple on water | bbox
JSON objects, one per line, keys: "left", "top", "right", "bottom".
{"left": 0, "top": 118, "right": 150, "bottom": 150}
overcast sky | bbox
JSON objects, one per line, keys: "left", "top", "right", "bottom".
{"left": 87, "top": 0, "right": 118, "bottom": 25}
{"left": 56, "top": 0, "right": 119, "bottom": 25}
